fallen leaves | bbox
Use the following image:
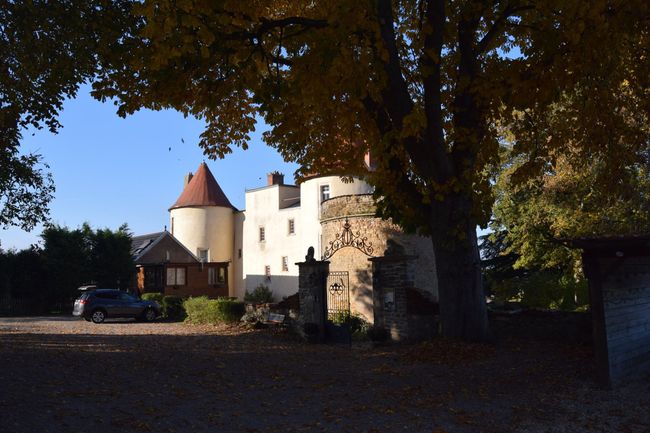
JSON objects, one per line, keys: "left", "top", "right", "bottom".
{"left": 1, "top": 317, "right": 649, "bottom": 433}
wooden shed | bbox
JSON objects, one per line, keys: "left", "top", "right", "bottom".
{"left": 574, "top": 235, "right": 650, "bottom": 387}
{"left": 131, "top": 231, "right": 229, "bottom": 298}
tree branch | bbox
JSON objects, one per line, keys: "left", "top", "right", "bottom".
{"left": 258, "top": 16, "right": 327, "bottom": 31}
{"left": 421, "top": 0, "right": 453, "bottom": 182}
{"left": 477, "top": 2, "right": 535, "bottom": 55}
{"left": 375, "top": 0, "right": 414, "bottom": 126}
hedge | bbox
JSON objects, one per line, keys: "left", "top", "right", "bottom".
{"left": 141, "top": 293, "right": 187, "bottom": 320}
{"left": 163, "top": 296, "right": 186, "bottom": 321}
{"left": 183, "top": 296, "right": 245, "bottom": 324}
{"left": 141, "top": 292, "right": 164, "bottom": 305}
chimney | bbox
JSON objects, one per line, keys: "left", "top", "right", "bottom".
{"left": 183, "top": 172, "right": 193, "bottom": 188}
{"left": 267, "top": 171, "right": 284, "bottom": 186}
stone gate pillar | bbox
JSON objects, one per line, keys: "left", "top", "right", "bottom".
{"left": 296, "top": 258, "right": 330, "bottom": 342}
{"left": 370, "top": 255, "right": 418, "bottom": 341}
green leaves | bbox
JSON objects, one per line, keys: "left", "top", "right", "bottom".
{"left": 0, "top": 142, "right": 54, "bottom": 231}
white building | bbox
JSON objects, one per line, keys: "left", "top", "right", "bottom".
{"left": 168, "top": 162, "right": 437, "bottom": 316}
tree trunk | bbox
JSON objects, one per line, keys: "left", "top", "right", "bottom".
{"left": 431, "top": 201, "right": 489, "bottom": 342}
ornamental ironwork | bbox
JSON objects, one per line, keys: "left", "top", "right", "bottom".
{"left": 322, "top": 218, "right": 374, "bottom": 260}
{"left": 326, "top": 271, "right": 350, "bottom": 318}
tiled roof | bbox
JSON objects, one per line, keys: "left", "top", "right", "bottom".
{"left": 131, "top": 232, "right": 165, "bottom": 258}
{"left": 169, "top": 162, "right": 235, "bottom": 210}
{"left": 131, "top": 231, "right": 200, "bottom": 264}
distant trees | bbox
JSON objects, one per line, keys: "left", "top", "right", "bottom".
{"left": 482, "top": 142, "right": 650, "bottom": 310}
{"left": 0, "top": 223, "right": 134, "bottom": 314}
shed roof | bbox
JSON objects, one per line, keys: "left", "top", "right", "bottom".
{"left": 131, "top": 232, "right": 165, "bottom": 258}
{"left": 169, "top": 162, "right": 236, "bottom": 211}
{"left": 569, "top": 234, "right": 650, "bottom": 250}
{"left": 131, "top": 231, "right": 199, "bottom": 264}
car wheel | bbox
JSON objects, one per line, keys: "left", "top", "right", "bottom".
{"left": 143, "top": 308, "right": 156, "bottom": 322}
{"left": 91, "top": 309, "right": 106, "bottom": 324}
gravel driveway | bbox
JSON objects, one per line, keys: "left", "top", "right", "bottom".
{"left": 1, "top": 316, "right": 649, "bottom": 433}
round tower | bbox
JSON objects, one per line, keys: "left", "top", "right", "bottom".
{"left": 169, "top": 162, "right": 235, "bottom": 293}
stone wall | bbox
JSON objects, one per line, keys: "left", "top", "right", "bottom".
{"left": 320, "top": 195, "right": 437, "bottom": 322}
{"left": 296, "top": 260, "right": 329, "bottom": 342}
{"left": 370, "top": 255, "right": 436, "bottom": 341}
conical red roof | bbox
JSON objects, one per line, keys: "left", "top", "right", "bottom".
{"left": 169, "top": 162, "right": 235, "bottom": 210}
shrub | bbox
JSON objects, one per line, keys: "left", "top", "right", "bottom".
{"left": 244, "top": 284, "right": 275, "bottom": 304}
{"left": 183, "top": 296, "right": 212, "bottom": 324}
{"left": 213, "top": 297, "right": 246, "bottom": 323}
{"left": 183, "top": 296, "right": 245, "bottom": 324}
{"left": 142, "top": 292, "right": 164, "bottom": 305}
{"left": 328, "top": 311, "right": 370, "bottom": 337}
{"left": 163, "top": 296, "right": 186, "bottom": 321}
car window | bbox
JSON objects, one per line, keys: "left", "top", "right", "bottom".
{"left": 119, "top": 292, "right": 136, "bottom": 301}
{"left": 95, "top": 292, "right": 119, "bottom": 300}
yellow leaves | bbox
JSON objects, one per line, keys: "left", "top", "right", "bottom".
{"left": 401, "top": 108, "right": 425, "bottom": 139}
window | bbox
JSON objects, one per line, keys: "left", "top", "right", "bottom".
{"left": 281, "top": 256, "right": 288, "bottom": 272}
{"left": 259, "top": 226, "right": 266, "bottom": 242}
{"left": 197, "top": 248, "right": 209, "bottom": 262}
{"left": 166, "top": 267, "right": 186, "bottom": 286}
{"left": 320, "top": 184, "right": 330, "bottom": 202}
{"left": 209, "top": 267, "right": 226, "bottom": 285}
{"left": 288, "top": 218, "right": 295, "bottom": 235}
{"left": 238, "top": 248, "right": 242, "bottom": 259}
{"left": 265, "top": 265, "right": 271, "bottom": 280}
{"left": 119, "top": 292, "right": 137, "bottom": 302}
{"left": 95, "top": 292, "right": 119, "bottom": 300}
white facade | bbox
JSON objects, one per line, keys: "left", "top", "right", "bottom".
{"left": 169, "top": 166, "right": 375, "bottom": 301}
{"left": 233, "top": 175, "right": 372, "bottom": 300}
{"left": 169, "top": 206, "right": 235, "bottom": 293}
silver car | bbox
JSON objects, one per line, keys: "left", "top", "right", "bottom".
{"left": 73, "top": 289, "right": 160, "bottom": 323}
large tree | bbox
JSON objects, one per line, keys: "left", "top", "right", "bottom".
{"left": 91, "top": 0, "right": 649, "bottom": 341}
{"left": 0, "top": 0, "right": 135, "bottom": 229}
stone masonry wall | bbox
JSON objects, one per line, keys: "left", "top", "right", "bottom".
{"left": 370, "top": 256, "right": 417, "bottom": 341}
{"left": 297, "top": 260, "right": 329, "bottom": 342}
{"left": 320, "top": 195, "right": 437, "bottom": 323}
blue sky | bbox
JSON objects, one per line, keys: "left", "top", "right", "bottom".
{"left": 1, "top": 85, "right": 299, "bottom": 251}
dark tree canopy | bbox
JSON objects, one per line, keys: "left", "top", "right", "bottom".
{"left": 0, "top": 0, "right": 136, "bottom": 230}
{"left": 91, "top": 0, "right": 649, "bottom": 340}
{"left": 2, "top": 0, "right": 649, "bottom": 341}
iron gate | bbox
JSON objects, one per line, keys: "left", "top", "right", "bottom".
{"left": 326, "top": 271, "right": 350, "bottom": 319}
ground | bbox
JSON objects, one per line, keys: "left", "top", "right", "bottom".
{"left": 0, "top": 316, "right": 649, "bottom": 433}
